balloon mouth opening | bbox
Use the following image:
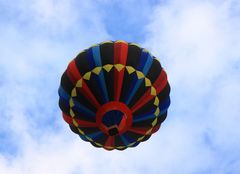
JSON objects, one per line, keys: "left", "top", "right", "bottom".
{"left": 101, "top": 110, "right": 124, "bottom": 136}
{"left": 108, "top": 126, "right": 119, "bottom": 136}
{"left": 96, "top": 101, "right": 133, "bottom": 136}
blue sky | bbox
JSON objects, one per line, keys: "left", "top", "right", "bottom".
{"left": 0, "top": 0, "right": 240, "bottom": 173}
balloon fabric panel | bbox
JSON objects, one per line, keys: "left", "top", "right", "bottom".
{"left": 58, "top": 40, "right": 171, "bottom": 150}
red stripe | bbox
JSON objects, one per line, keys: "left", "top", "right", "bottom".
{"left": 67, "top": 60, "right": 101, "bottom": 109}
{"left": 96, "top": 101, "right": 132, "bottom": 135}
{"left": 78, "top": 84, "right": 101, "bottom": 109}
{"left": 62, "top": 113, "right": 97, "bottom": 128}
{"left": 67, "top": 60, "right": 82, "bottom": 84}
{"left": 128, "top": 127, "right": 150, "bottom": 135}
{"left": 154, "top": 69, "right": 168, "bottom": 94}
{"left": 104, "top": 136, "right": 115, "bottom": 150}
{"left": 131, "top": 69, "right": 168, "bottom": 113}
{"left": 129, "top": 124, "right": 161, "bottom": 135}
{"left": 151, "top": 124, "right": 161, "bottom": 133}
{"left": 113, "top": 42, "right": 128, "bottom": 101}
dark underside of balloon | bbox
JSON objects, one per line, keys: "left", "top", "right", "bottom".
{"left": 58, "top": 40, "right": 171, "bottom": 150}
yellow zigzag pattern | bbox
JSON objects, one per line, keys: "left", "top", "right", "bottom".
{"left": 68, "top": 64, "right": 161, "bottom": 150}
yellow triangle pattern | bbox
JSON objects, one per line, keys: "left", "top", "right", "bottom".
{"left": 144, "top": 78, "right": 151, "bottom": 87}
{"left": 126, "top": 66, "right": 135, "bottom": 74}
{"left": 150, "top": 87, "right": 156, "bottom": 96}
{"left": 137, "top": 136, "right": 145, "bottom": 141}
{"left": 69, "top": 98, "right": 74, "bottom": 107}
{"left": 83, "top": 72, "right": 91, "bottom": 80}
{"left": 136, "top": 71, "right": 144, "bottom": 79}
{"left": 128, "top": 142, "right": 135, "bottom": 147}
{"left": 76, "top": 79, "right": 83, "bottom": 88}
{"left": 152, "top": 118, "right": 158, "bottom": 126}
{"left": 154, "top": 97, "right": 159, "bottom": 106}
{"left": 146, "top": 128, "right": 153, "bottom": 135}
{"left": 114, "top": 64, "right": 124, "bottom": 72}
{"left": 92, "top": 67, "right": 102, "bottom": 75}
{"left": 154, "top": 108, "right": 160, "bottom": 116}
{"left": 116, "top": 146, "right": 125, "bottom": 149}
{"left": 72, "top": 119, "right": 78, "bottom": 127}
{"left": 70, "top": 109, "right": 75, "bottom": 117}
{"left": 95, "top": 142, "right": 103, "bottom": 147}
{"left": 71, "top": 88, "right": 77, "bottom": 97}
{"left": 77, "top": 128, "right": 85, "bottom": 135}
{"left": 86, "top": 136, "right": 93, "bottom": 141}
{"left": 103, "top": 64, "right": 113, "bottom": 72}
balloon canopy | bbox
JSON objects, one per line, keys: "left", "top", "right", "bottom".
{"left": 58, "top": 40, "right": 170, "bottom": 150}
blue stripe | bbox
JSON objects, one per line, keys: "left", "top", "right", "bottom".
{"left": 159, "top": 97, "right": 171, "bottom": 115}
{"left": 92, "top": 46, "right": 109, "bottom": 102}
{"left": 133, "top": 115, "right": 155, "bottom": 122}
{"left": 92, "top": 46, "right": 102, "bottom": 66}
{"left": 79, "top": 135, "right": 88, "bottom": 142}
{"left": 131, "top": 142, "right": 140, "bottom": 147}
{"left": 137, "top": 50, "right": 148, "bottom": 70}
{"left": 159, "top": 111, "right": 167, "bottom": 117}
{"left": 120, "top": 134, "right": 135, "bottom": 146}
{"left": 132, "top": 97, "right": 170, "bottom": 122}
{"left": 125, "top": 79, "right": 143, "bottom": 104}
{"left": 133, "top": 108, "right": 156, "bottom": 122}
{"left": 58, "top": 87, "right": 95, "bottom": 118}
{"left": 102, "top": 110, "right": 123, "bottom": 127}
{"left": 142, "top": 54, "right": 153, "bottom": 74}
{"left": 87, "top": 49, "right": 95, "bottom": 69}
{"left": 125, "top": 51, "right": 153, "bottom": 104}
{"left": 86, "top": 131, "right": 104, "bottom": 140}
{"left": 58, "top": 87, "right": 70, "bottom": 101}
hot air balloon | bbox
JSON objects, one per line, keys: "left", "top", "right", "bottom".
{"left": 58, "top": 40, "right": 170, "bottom": 150}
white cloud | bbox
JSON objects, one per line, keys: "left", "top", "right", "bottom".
{"left": 144, "top": 0, "right": 240, "bottom": 173}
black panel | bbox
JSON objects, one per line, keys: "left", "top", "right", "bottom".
{"left": 73, "top": 89, "right": 97, "bottom": 114}
{"left": 60, "top": 71, "right": 74, "bottom": 94}
{"left": 91, "top": 142, "right": 102, "bottom": 148}
{"left": 146, "top": 58, "right": 162, "bottom": 83}
{"left": 133, "top": 96, "right": 155, "bottom": 116}
{"left": 157, "top": 82, "right": 171, "bottom": 102}
{"left": 100, "top": 42, "right": 114, "bottom": 65}
{"left": 126, "top": 45, "right": 142, "bottom": 68}
{"left": 114, "top": 135, "right": 125, "bottom": 147}
{"left": 120, "top": 45, "right": 142, "bottom": 102}
{"left": 59, "top": 98, "right": 70, "bottom": 115}
{"left": 157, "top": 112, "right": 167, "bottom": 124}
{"left": 72, "top": 107, "right": 96, "bottom": 122}
{"left": 79, "top": 127, "right": 100, "bottom": 134}
{"left": 140, "top": 135, "right": 151, "bottom": 142}
{"left": 69, "top": 125, "right": 79, "bottom": 134}
{"left": 83, "top": 74, "right": 105, "bottom": 105}
{"left": 75, "top": 50, "right": 91, "bottom": 75}
{"left": 93, "top": 134, "right": 108, "bottom": 145}
{"left": 131, "top": 117, "right": 156, "bottom": 127}
{"left": 100, "top": 42, "right": 114, "bottom": 101}
{"left": 103, "top": 68, "right": 114, "bottom": 101}
{"left": 125, "top": 131, "right": 143, "bottom": 140}
{"left": 128, "top": 78, "right": 148, "bottom": 108}
{"left": 120, "top": 71, "right": 136, "bottom": 102}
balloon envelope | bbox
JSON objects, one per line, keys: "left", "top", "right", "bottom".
{"left": 58, "top": 40, "right": 170, "bottom": 150}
